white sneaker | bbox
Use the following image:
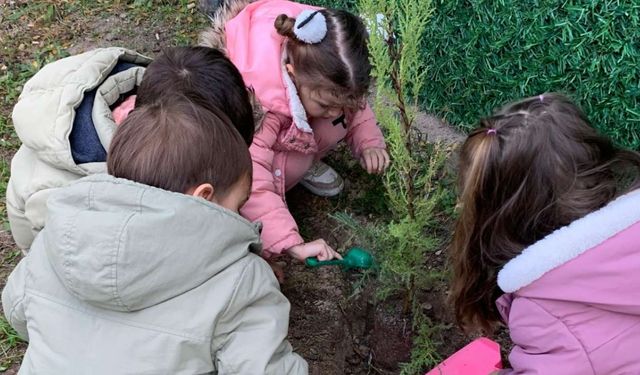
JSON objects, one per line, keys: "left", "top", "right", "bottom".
{"left": 300, "top": 161, "right": 344, "bottom": 197}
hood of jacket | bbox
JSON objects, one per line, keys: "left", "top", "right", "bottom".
{"left": 12, "top": 47, "right": 150, "bottom": 175}
{"left": 225, "top": 0, "right": 320, "bottom": 134}
{"left": 41, "top": 174, "right": 262, "bottom": 312}
{"left": 498, "top": 188, "right": 640, "bottom": 315}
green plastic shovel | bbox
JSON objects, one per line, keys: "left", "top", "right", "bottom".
{"left": 305, "top": 247, "right": 374, "bottom": 270}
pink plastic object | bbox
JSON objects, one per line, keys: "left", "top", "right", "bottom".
{"left": 425, "top": 338, "right": 502, "bottom": 375}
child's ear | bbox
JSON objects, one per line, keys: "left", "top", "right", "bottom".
{"left": 286, "top": 63, "right": 296, "bottom": 78}
{"left": 190, "top": 183, "right": 215, "bottom": 202}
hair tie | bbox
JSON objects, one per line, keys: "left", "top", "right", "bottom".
{"left": 294, "top": 10, "right": 327, "bottom": 44}
{"left": 486, "top": 128, "right": 497, "bottom": 135}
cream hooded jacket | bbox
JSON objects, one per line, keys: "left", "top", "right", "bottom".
{"left": 2, "top": 175, "right": 308, "bottom": 374}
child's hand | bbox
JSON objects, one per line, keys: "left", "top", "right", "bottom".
{"left": 287, "top": 239, "right": 342, "bottom": 262}
{"left": 360, "top": 148, "right": 390, "bottom": 175}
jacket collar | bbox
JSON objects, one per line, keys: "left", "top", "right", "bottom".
{"left": 280, "top": 48, "right": 313, "bottom": 133}
{"left": 497, "top": 189, "right": 640, "bottom": 293}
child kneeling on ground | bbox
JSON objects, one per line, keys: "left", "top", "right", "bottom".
{"left": 1, "top": 96, "right": 307, "bottom": 374}
{"left": 201, "top": 0, "right": 390, "bottom": 264}
{"left": 450, "top": 93, "right": 640, "bottom": 374}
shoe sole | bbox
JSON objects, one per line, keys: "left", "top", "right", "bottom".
{"left": 299, "top": 179, "right": 344, "bottom": 197}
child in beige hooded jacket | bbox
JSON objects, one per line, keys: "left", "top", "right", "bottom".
{"left": 2, "top": 96, "right": 307, "bottom": 374}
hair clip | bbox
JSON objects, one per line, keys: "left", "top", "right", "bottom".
{"left": 297, "top": 10, "right": 320, "bottom": 28}
{"left": 294, "top": 9, "right": 328, "bottom": 44}
{"left": 539, "top": 94, "right": 544, "bottom": 102}
{"left": 486, "top": 128, "right": 497, "bottom": 135}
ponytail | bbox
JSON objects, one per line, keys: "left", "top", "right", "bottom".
{"left": 450, "top": 126, "right": 503, "bottom": 333}
{"left": 274, "top": 14, "right": 297, "bottom": 39}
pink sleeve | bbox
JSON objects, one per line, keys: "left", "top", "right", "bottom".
{"left": 500, "top": 297, "right": 594, "bottom": 375}
{"left": 240, "top": 113, "right": 304, "bottom": 258}
{"left": 112, "top": 95, "right": 137, "bottom": 126}
{"left": 345, "top": 103, "right": 386, "bottom": 158}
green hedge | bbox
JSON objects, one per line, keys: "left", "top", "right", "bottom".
{"left": 421, "top": 0, "right": 640, "bottom": 149}
{"left": 307, "top": 0, "right": 357, "bottom": 10}
{"left": 306, "top": 0, "right": 640, "bottom": 148}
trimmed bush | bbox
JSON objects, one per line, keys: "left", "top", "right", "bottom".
{"left": 421, "top": 0, "right": 640, "bottom": 149}
{"left": 307, "top": 0, "right": 357, "bottom": 10}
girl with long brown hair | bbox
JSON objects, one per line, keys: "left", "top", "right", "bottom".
{"left": 450, "top": 93, "right": 640, "bottom": 374}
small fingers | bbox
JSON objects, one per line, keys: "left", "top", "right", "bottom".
{"left": 382, "top": 150, "right": 390, "bottom": 171}
{"left": 324, "top": 247, "right": 341, "bottom": 261}
{"left": 317, "top": 247, "right": 331, "bottom": 261}
{"left": 376, "top": 151, "right": 386, "bottom": 174}
{"left": 289, "top": 242, "right": 318, "bottom": 261}
{"left": 363, "top": 149, "right": 389, "bottom": 174}
{"left": 369, "top": 154, "right": 378, "bottom": 174}
{"left": 315, "top": 239, "right": 330, "bottom": 261}
{"left": 333, "top": 249, "right": 343, "bottom": 260}
{"left": 364, "top": 154, "right": 372, "bottom": 174}
{"left": 315, "top": 240, "right": 341, "bottom": 261}
{"left": 373, "top": 152, "right": 382, "bottom": 174}
{"left": 360, "top": 155, "right": 368, "bottom": 171}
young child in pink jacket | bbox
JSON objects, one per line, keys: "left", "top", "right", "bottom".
{"left": 449, "top": 93, "right": 640, "bottom": 374}
{"left": 201, "top": 0, "right": 389, "bottom": 264}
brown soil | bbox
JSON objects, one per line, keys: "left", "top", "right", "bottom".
{"left": 286, "top": 175, "right": 511, "bottom": 374}
{"left": 285, "top": 185, "right": 455, "bottom": 375}
{"left": 370, "top": 300, "right": 413, "bottom": 368}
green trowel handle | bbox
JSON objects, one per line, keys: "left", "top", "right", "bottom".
{"left": 305, "top": 257, "right": 344, "bottom": 268}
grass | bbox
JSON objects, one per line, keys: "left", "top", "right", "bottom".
{"left": 306, "top": 0, "right": 358, "bottom": 9}
{"left": 0, "top": 317, "right": 25, "bottom": 372}
{"left": 126, "top": 0, "right": 207, "bottom": 45}
{"left": 0, "top": 158, "right": 11, "bottom": 229}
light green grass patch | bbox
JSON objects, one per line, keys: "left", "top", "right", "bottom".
{"left": 0, "top": 316, "right": 25, "bottom": 371}
{"left": 127, "top": 0, "right": 207, "bottom": 45}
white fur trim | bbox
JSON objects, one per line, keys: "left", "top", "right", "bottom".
{"left": 497, "top": 189, "right": 640, "bottom": 293}
{"left": 281, "top": 50, "right": 313, "bottom": 133}
{"left": 294, "top": 10, "right": 327, "bottom": 44}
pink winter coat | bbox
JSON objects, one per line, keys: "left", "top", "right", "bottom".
{"left": 225, "top": 0, "right": 386, "bottom": 257}
{"left": 496, "top": 189, "right": 640, "bottom": 374}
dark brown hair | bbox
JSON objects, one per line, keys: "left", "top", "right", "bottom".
{"left": 450, "top": 93, "right": 640, "bottom": 333}
{"left": 274, "top": 9, "right": 371, "bottom": 109}
{"left": 108, "top": 95, "right": 251, "bottom": 196}
{"left": 137, "top": 46, "right": 255, "bottom": 145}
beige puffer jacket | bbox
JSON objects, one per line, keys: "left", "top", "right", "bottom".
{"left": 6, "top": 47, "right": 150, "bottom": 250}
